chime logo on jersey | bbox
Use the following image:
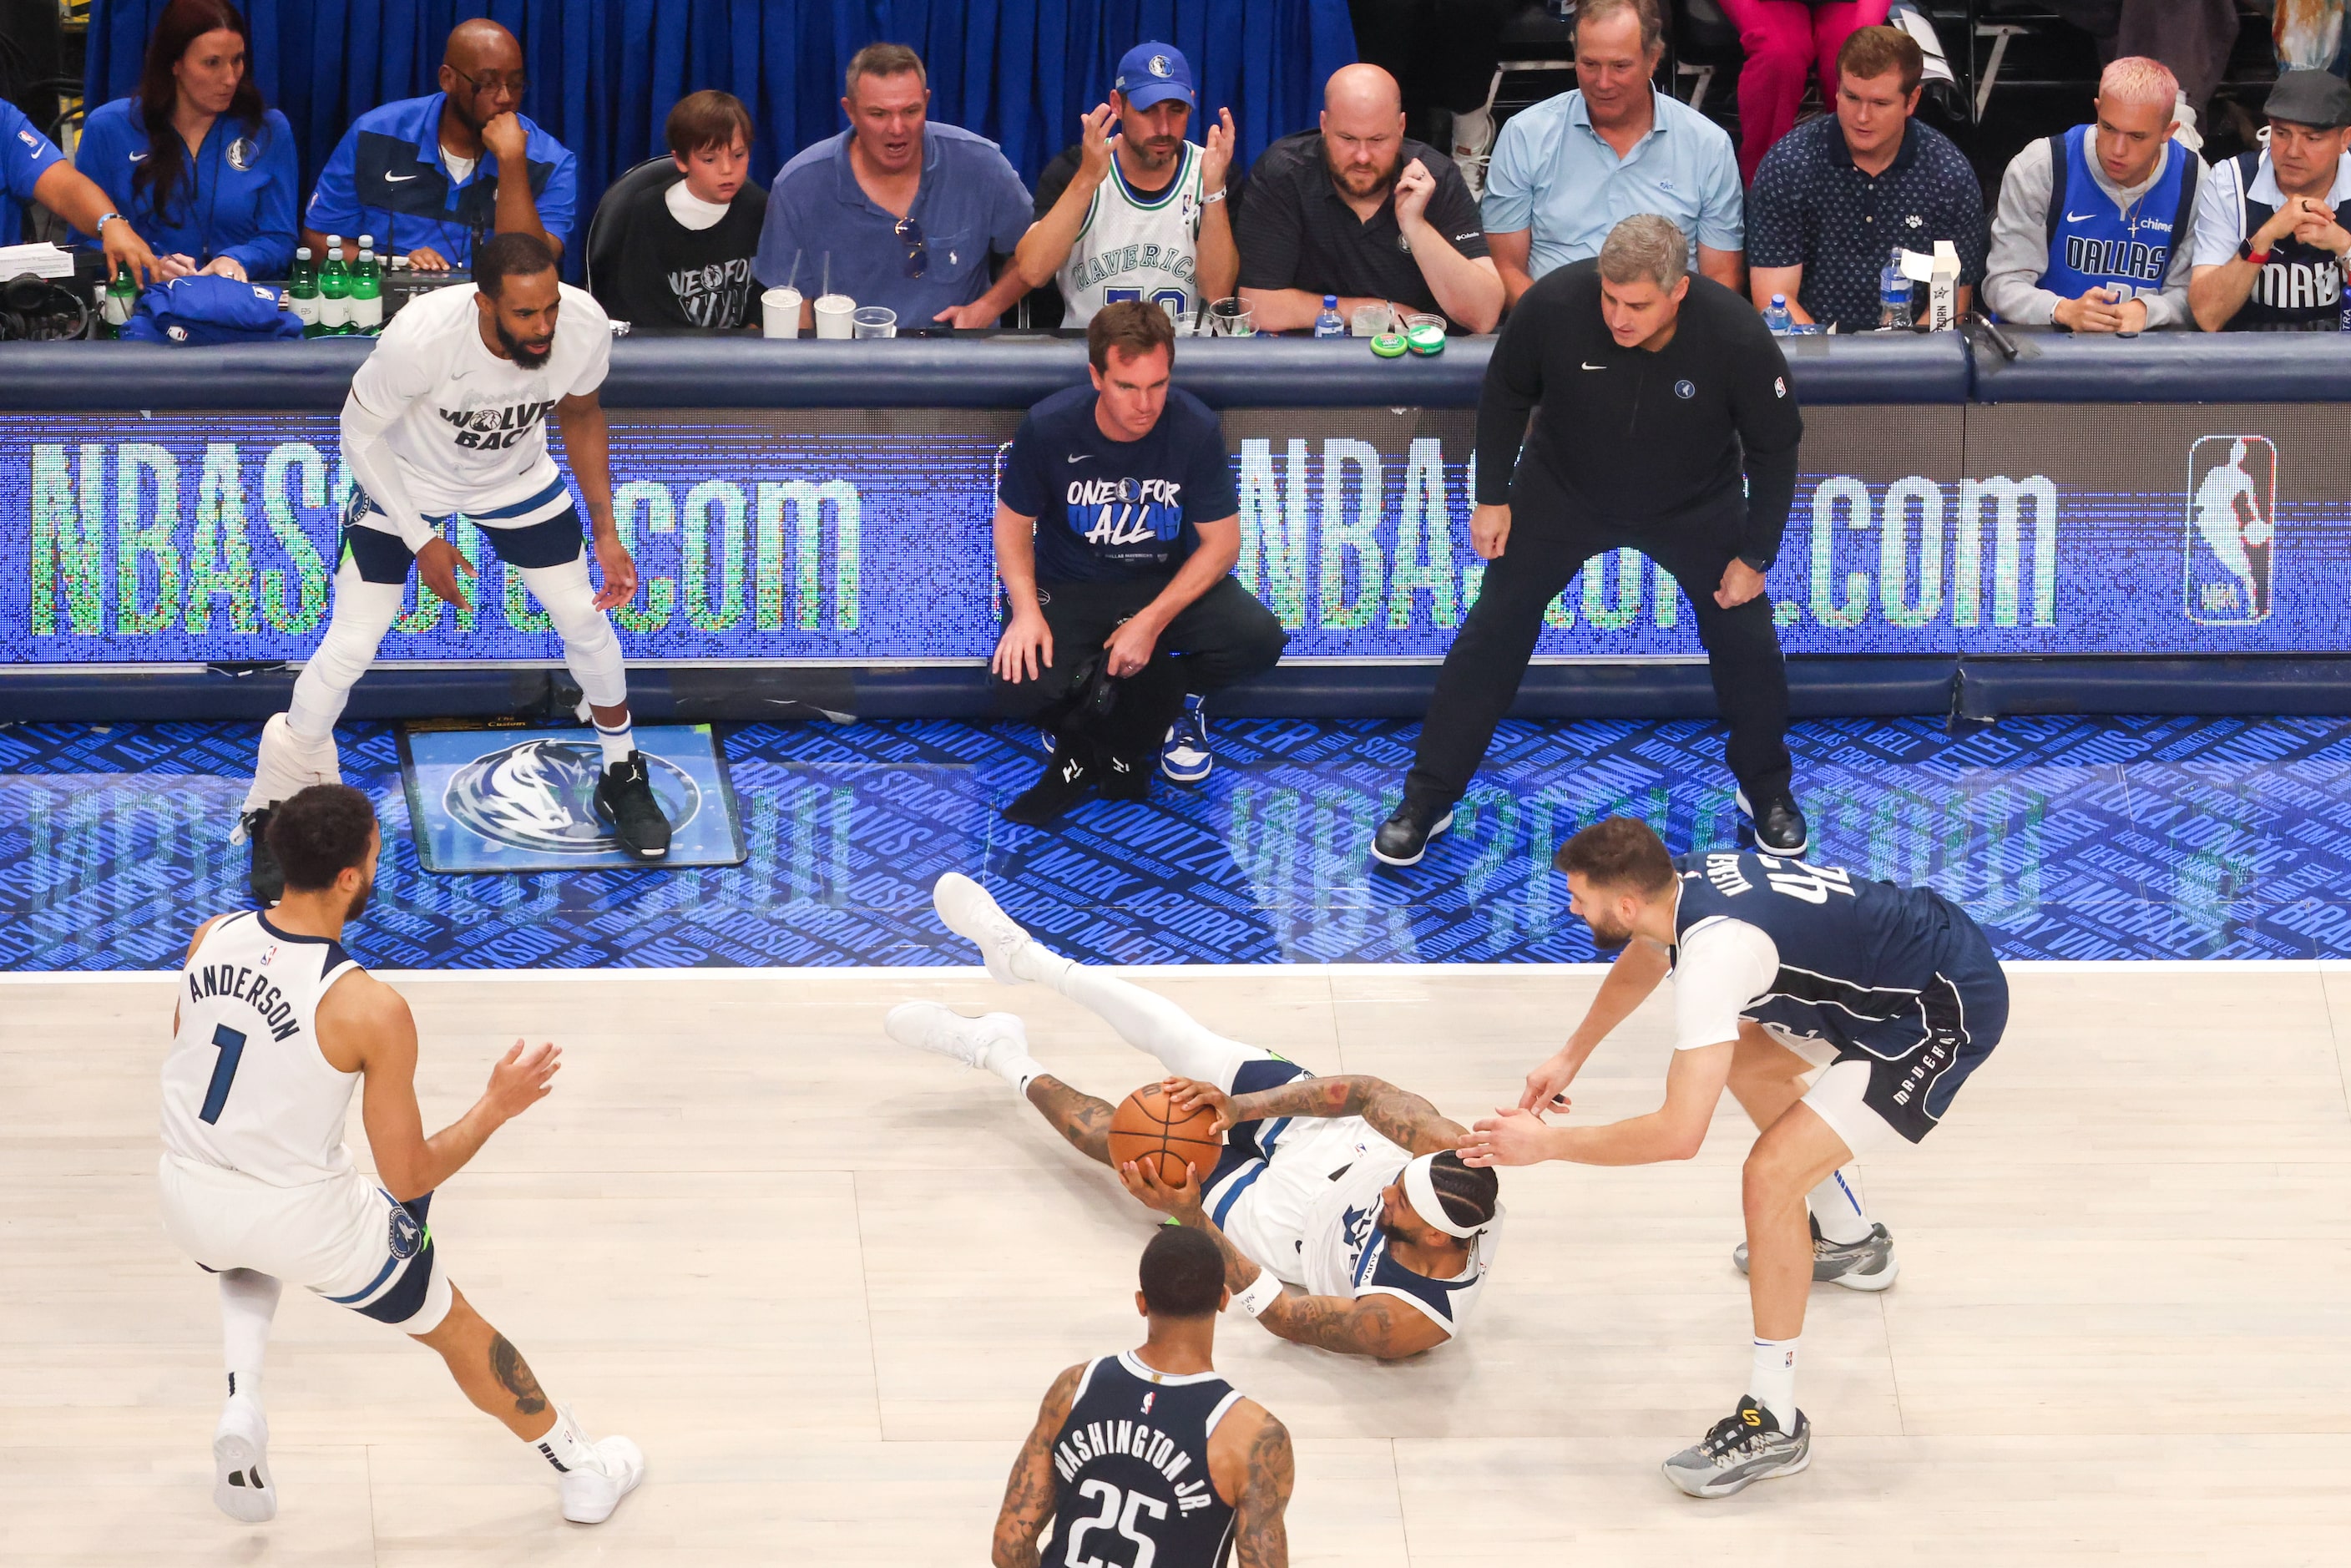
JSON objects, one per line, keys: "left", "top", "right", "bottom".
{"left": 438, "top": 397, "right": 557, "bottom": 450}
{"left": 444, "top": 738, "right": 700, "bottom": 852}
{"left": 2184, "top": 435, "right": 2277, "bottom": 625}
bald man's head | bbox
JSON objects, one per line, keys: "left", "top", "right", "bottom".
{"left": 440, "top": 18, "right": 525, "bottom": 133}
{"left": 1319, "top": 63, "right": 1407, "bottom": 197}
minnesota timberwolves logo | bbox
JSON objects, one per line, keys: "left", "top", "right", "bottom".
{"left": 388, "top": 1202, "right": 423, "bottom": 1260}
{"left": 445, "top": 739, "right": 700, "bottom": 852}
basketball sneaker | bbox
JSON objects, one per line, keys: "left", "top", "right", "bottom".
{"left": 932, "top": 872, "right": 1034, "bottom": 985}
{"left": 594, "top": 753, "right": 673, "bottom": 861}
{"left": 1661, "top": 1396, "right": 1811, "bottom": 1499}
{"left": 884, "top": 1001, "right": 1032, "bottom": 1075}
{"left": 1732, "top": 1217, "right": 1899, "bottom": 1292}
{"left": 212, "top": 1396, "right": 277, "bottom": 1523}
{"left": 552, "top": 1414, "right": 645, "bottom": 1525}
{"left": 1160, "top": 695, "right": 1213, "bottom": 783}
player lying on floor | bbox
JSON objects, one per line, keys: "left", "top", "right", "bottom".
{"left": 887, "top": 873, "right": 1502, "bottom": 1360}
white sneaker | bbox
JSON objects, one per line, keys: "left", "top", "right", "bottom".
{"left": 239, "top": 712, "right": 343, "bottom": 820}
{"left": 558, "top": 1431, "right": 645, "bottom": 1525}
{"left": 932, "top": 872, "right": 1034, "bottom": 984}
{"left": 212, "top": 1399, "right": 277, "bottom": 1523}
{"left": 885, "top": 1002, "right": 1030, "bottom": 1074}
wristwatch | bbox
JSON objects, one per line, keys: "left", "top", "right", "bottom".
{"left": 2237, "top": 237, "right": 2271, "bottom": 266}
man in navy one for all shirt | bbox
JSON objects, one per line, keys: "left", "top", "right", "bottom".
{"left": 1745, "top": 26, "right": 1985, "bottom": 331}
{"left": 303, "top": 18, "right": 576, "bottom": 271}
{"left": 754, "top": 43, "right": 1034, "bottom": 330}
{"left": 992, "top": 301, "right": 1287, "bottom": 825}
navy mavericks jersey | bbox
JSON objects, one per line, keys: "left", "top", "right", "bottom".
{"left": 1046, "top": 1351, "right": 1241, "bottom": 1568}
{"left": 1670, "top": 850, "right": 1974, "bottom": 1058}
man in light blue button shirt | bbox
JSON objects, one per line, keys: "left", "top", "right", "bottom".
{"left": 1481, "top": 0, "right": 1745, "bottom": 306}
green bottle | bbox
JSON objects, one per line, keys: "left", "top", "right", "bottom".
{"left": 103, "top": 261, "right": 138, "bottom": 337}
{"left": 287, "top": 245, "right": 321, "bottom": 336}
{"left": 351, "top": 235, "right": 383, "bottom": 334}
{"left": 318, "top": 237, "right": 352, "bottom": 334}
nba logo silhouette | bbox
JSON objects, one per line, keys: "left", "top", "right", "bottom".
{"left": 2183, "top": 436, "right": 2276, "bottom": 625}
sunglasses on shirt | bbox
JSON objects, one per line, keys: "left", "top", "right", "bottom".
{"left": 895, "top": 215, "right": 928, "bottom": 279}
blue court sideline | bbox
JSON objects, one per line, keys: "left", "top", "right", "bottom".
{"left": 2, "top": 713, "right": 2345, "bottom": 971}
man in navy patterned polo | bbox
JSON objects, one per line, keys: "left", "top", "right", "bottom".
{"left": 1744, "top": 26, "right": 1985, "bottom": 332}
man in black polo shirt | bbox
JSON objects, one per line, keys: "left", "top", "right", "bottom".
{"left": 1746, "top": 27, "right": 1984, "bottom": 331}
{"left": 1371, "top": 215, "right": 1808, "bottom": 867}
{"left": 993, "top": 301, "right": 1288, "bottom": 825}
{"left": 1236, "top": 63, "right": 1503, "bottom": 334}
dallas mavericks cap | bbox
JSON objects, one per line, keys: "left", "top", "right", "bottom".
{"left": 1114, "top": 43, "right": 1196, "bottom": 112}
{"left": 2264, "top": 69, "right": 2351, "bottom": 129}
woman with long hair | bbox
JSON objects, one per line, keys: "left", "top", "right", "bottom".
{"left": 73, "top": 0, "right": 296, "bottom": 280}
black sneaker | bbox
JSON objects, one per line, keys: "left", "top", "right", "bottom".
{"left": 1004, "top": 743, "right": 1097, "bottom": 826}
{"left": 1737, "top": 788, "right": 1809, "bottom": 857}
{"left": 1660, "top": 1396, "right": 1811, "bottom": 1498}
{"left": 241, "top": 807, "right": 283, "bottom": 906}
{"left": 1370, "top": 797, "right": 1455, "bottom": 867}
{"left": 594, "top": 753, "right": 672, "bottom": 861}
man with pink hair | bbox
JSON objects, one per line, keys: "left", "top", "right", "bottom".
{"left": 1984, "top": 57, "right": 2201, "bottom": 333}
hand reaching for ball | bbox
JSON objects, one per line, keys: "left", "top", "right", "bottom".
{"left": 1118, "top": 1154, "right": 1205, "bottom": 1221}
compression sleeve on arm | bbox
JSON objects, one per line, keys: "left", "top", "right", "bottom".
{"left": 1473, "top": 292, "right": 1547, "bottom": 504}
{"left": 339, "top": 392, "right": 437, "bottom": 553}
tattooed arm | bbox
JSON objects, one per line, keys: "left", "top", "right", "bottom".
{"left": 1207, "top": 1402, "right": 1294, "bottom": 1568}
{"left": 1117, "top": 1161, "right": 1452, "bottom": 1360}
{"left": 993, "top": 1362, "right": 1084, "bottom": 1568}
{"left": 1166, "top": 1073, "right": 1464, "bottom": 1156}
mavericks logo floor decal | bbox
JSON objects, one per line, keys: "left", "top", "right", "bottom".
{"left": 399, "top": 723, "right": 747, "bottom": 874}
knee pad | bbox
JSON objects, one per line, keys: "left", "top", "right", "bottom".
{"left": 518, "top": 559, "right": 628, "bottom": 709}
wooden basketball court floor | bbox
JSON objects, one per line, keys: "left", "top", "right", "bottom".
{"left": 8, "top": 960, "right": 2351, "bottom": 1565}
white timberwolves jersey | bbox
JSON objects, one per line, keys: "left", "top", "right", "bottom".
{"left": 161, "top": 911, "right": 363, "bottom": 1186}
{"left": 1056, "top": 140, "right": 1207, "bottom": 328}
{"left": 1299, "top": 1127, "right": 1497, "bottom": 1338}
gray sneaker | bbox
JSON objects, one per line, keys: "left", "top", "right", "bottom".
{"left": 1732, "top": 1218, "right": 1898, "bottom": 1292}
{"left": 1661, "top": 1397, "right": 1811, "bottom": 1499}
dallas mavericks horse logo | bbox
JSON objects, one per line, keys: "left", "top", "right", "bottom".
{"left": 444, "top": 739, "right": 700, "bottom": 853}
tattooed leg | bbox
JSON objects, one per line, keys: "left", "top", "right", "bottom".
{"left": 413, "top": 1285, "right": 559, "bottom": 1440}
{"left": 1026, "top": 1075, "right": 1115, "bottom": 1165}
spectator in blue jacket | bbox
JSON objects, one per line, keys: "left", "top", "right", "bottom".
{"left": 302, "top": 17, "right": 576, "bottom": 271}
{"left": 74, "top": 0, "right": 296, "bottom": 282}
{"left": 2, "top": 99, "right": 159, "bottom": 279}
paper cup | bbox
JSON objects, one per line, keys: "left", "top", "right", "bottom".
{"left": 813, "top": 294, "right": 857, "bottom": 340}
{"left": 761, "top": 287, "right": 802, "bottom": 338}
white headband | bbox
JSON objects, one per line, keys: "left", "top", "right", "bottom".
{"left": 1402, "top": 1152, "right": 1487, "bottom": 1240}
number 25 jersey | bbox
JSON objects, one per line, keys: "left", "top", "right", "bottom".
{"left": 1046, "top": 1351, "right": 1241, "bottom": 1567}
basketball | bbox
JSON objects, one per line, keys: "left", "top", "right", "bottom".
{"left": 1107, "top": 1082, "right": 1223, "bottom": 1186}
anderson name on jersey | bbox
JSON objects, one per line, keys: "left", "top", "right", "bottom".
{"left": 346, "top": 280, "right": 611, "bottom": 532}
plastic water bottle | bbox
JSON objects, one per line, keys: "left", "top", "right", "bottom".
{"left": 318, "top": 237, "right": 351, "bottom": 333}
{"left": 351, "top": 237, "right": 384, "bottom": 334}
{"left": 1763, "top": 293, "right": 1792, "bottom": 336}
{"left": 1314, "top": 294, "right": 1345, "bottom": 338}
{"left": 103, "top": 261, "right": 137, "bottom": 336}
{"left": 1878, "top": 247, "right": 1913, "bottom": 330}
{"left": 287, "top": 245, "right": 321, "bottom": 335}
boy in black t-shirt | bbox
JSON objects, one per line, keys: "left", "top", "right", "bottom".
{"left": 608, "top": 90, "right": 767, "bottom": 329}
{"left": 993, "top": 301, "right": 1287, "bottom": 824}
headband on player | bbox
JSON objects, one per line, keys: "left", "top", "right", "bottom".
{"left": 1402, "top": 1152, "right": 1487, "bottom": 1240}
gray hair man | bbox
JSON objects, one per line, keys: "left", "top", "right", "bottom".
{"left": 1371, "top": 213, "right": 1811, "bottom": 866}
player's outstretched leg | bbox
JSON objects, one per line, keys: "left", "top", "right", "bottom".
{"left": 211, "top": 1268, "right": 281, "bottom": 1522}
{"left": 929, "top": 873, "right": 1267, "bottom": 1090}
{"left": 885, "top": 1001, "right": 1116, "bottom": 1164}
{"left": 1724, "top": 1027, "right": 1896, "bottom": 1291}
{"left": 412, "top": 1285, "right": 644, "bottom": 1525}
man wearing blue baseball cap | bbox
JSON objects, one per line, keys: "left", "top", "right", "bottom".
{"left": 1014, "top": 42, "right": 1246, "bottom": 785}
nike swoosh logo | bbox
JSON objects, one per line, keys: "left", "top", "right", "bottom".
{"left": 2064, "top": 210, "right": 2096, "bottom": 222}
{"left": 128, "top": 151, "right": 148, "bottom": 164}
{"left": 1067, "top": 454, "right": 1088, "bottom": 463}
{"left": 1580, "top": 361, "right": 1606, "bottom": 370}
{"left": 386, "top": 173, "right": 417, "bottom": 183}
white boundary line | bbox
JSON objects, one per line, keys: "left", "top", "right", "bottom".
{"left": 8, "top": 959, "right": 2347, "bottom": 984}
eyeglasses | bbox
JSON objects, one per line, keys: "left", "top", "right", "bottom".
{"left": 453, "top": 70, "right": 528, "bottom": 99}
{"left": 895, "top": 215, "right": 928, "bottom": 279}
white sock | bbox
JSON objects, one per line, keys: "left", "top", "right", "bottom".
{"left": 1808, "top": 1167, "right": 1873, "bottom": 1245}
{"left": 1748, "top": 1337, "right": 1799, "bottom": 1430}
{"left": 594, "top": 718, "right": 635, "bottom": 771}
{"left": 993, "top": 1050, "right": 1049, "bottom": 1097}
{"left": 530, "top": 1404, "right": 597, "bottom": 1474}
{"left": 219, "top": 1269, "right": 281, "bottom": 1406}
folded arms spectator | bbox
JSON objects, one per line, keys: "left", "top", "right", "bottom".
{"left": 2187, "top": 70, "right": 2351, "bottom": 332}
{"left": 1985, "top": 57, "right": 2199, "bottom": 333}
{"left": 753, "top": 43, "right": 1034, "bottom": 331}
{"left": 607, "top": 90, "right": 767, "bottom": 328}
{"left": 74, "top": 0, "right": 296, "bottom": 283}
{"left": 1745, "top": 25, "right": 1984, "bottom": 331}
{"left": 1480, "top": 0, "right": 1744, "bottom": 306}
{"left": 302, "top": 18, "right": 577, "bottom": 271}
